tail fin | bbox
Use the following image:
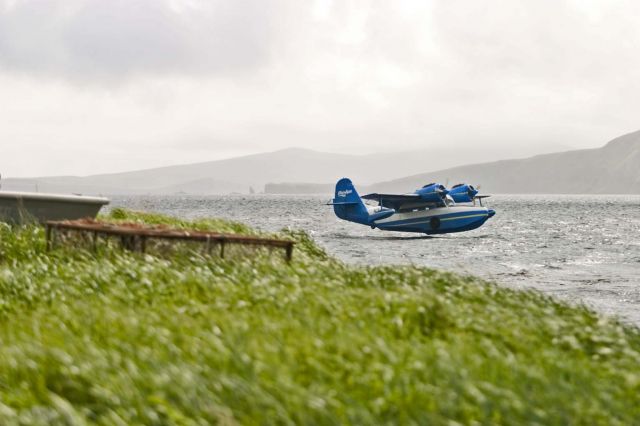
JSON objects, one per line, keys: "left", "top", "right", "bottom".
{"left": 331, "top": 178, "right": 369, "bottom": 225}
{"left": 333, "top": 178, "right": 361, "bottom": 204}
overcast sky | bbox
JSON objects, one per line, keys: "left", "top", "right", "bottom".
{"left": 1, "top": 0, "right": 639, "bottom": 177}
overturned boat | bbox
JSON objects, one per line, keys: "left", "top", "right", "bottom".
{"left": 0, "top": 190, "right": 109, "bottom": 224}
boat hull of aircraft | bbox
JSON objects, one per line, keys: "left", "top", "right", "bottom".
{"left": 329, "top": 177, "right": 495, "bottom": 235}
{"left": 373, "top": 205, "right": 494, "bottom": 234}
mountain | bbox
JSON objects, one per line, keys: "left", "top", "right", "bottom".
{"left": 2, "top": 132, "right": 636, "bottom": 195}
{"left": 368, "top": 130, "right": 640, "bottom": 194}
{"left": 264, "top": 183, "right": 334, "bottom": 194}
{"left": 2, "top": 144, "right": 546, "bottom": 195}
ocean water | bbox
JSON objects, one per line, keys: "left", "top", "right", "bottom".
{"left": 111, "top": 194, "right": 640, "bottom": 325}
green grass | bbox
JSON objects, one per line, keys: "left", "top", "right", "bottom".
{"left": 0, "top": 209, "right": 638, "bottom": 425}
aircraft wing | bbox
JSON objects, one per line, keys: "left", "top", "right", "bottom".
{"left": 362, "top": 193, "right": 442, "bottom": 210}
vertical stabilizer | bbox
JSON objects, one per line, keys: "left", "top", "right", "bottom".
{"left": 331, "top": 178, "right": 370, "bottom": 225}
{"left": 334, "top": 178, "right": 361, "bottom": 203}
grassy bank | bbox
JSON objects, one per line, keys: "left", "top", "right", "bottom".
{"left": 0, "top": 210, "right": 638, "bottom": 425}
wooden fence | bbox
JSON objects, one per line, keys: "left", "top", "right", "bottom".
{"left": 45, "top": 219, "right": 295, "bottom": 262}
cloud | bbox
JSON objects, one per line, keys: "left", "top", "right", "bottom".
{"left": 2, "top": 0, "right": 640, "bottom": 177}
{"left": 0, "top": 0, "right": 277, "bottom": 82}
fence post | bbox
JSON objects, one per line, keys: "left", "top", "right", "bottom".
{"left": 45, "top": 224, "right": 52, "bottom": 251}
{"left": 285, "top": 243, "right": 293, "bottom": 263}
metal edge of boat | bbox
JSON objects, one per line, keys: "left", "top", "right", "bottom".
{"left": 0, "top": 191, "right": 110, "bottom": 223}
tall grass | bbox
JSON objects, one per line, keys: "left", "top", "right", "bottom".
{"left": 0, "top": 210, "right": 638, "bottom": 425}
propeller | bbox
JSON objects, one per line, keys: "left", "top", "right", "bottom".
{"left": 473, "top": 184, "right": 486, "bottom": 206}
{"left": 468, "top": 185, "right": 478, "bottom": 205}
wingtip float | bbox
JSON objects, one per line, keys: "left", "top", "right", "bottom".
{"left": 328, "top": 178, "right": 495, "bottom": 235}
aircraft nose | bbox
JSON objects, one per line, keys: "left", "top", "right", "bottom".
{"left": 487, "top": 209, "right": 496, "bottom": 218}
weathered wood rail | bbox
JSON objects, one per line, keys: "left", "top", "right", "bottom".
{"left": 45, "top": 219, "right": 295, "bottom": 262}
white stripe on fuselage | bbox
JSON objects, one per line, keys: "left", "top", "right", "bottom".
{"left": 374, "top": 205, "right": 489, "bottom": 227}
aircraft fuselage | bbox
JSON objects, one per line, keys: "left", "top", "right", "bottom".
{"left": 373, "top": 205, "right": 495, "bottom": 235}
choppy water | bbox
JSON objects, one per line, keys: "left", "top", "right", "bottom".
{"left": 111, "top": 195, "right": 640, "bottom": 325}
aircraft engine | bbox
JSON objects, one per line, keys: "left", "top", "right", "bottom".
{"left": 415, "top": 183, "right": 448, "bottom": 202}
{"left": 449, "top": 184, "right": 478, "bottom": 203}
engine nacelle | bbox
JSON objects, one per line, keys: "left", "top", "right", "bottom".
{"left": 414, "top": 183, "right": 448, "bottom": 203}
{"left": 449, "top": 184, "right": 478, "bottom": 203}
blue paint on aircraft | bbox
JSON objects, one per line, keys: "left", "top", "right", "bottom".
{"left": 328, "top": 178, "right": 495, "bottom": 235}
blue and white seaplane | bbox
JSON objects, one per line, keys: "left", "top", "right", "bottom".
{"left": 329, "top": 178, "right": 495, "bottom": 235}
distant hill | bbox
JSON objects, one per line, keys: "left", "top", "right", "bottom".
{"left": 2, "top": 144, "right": 540, "bottom": 195}
{"left": 264, "top": 182, "right": 334, "bottom": 194}
{"left": 2, "top": 132, "right": 636, "bottom": 195}
{"left": 368, "top": 130, "right": 640, "bottom": 194}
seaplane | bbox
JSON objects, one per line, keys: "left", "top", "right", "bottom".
{"left": 328, "top": 178, "right": 495, "bottom": 235}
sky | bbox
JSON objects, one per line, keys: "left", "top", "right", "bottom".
{"left": 1, "top": 0, "right": 640, "bottom": 177}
